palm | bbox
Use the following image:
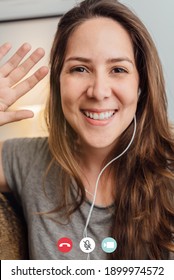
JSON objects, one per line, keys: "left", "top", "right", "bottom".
{"left": 0, "top": 43, "right": 48, "bottom": 125}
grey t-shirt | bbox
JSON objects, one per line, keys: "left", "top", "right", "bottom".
{"left": 2, "top": 137, "right": 114, "bottom": 260}
{"left": 2, "top": 137, "right": 174, "bottom": 260}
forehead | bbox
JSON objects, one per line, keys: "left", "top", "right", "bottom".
{"left": 65, "top": 17, "right": 135, "bottom": 59}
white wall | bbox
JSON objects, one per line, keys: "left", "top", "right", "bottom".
{"left": 0, "top": 0, "right": 78, "bottom": 21}
{"left": 0, "top": 17, "right": 59, "bottom": 140}
{"left": 0, "top": 0, "right": 173, "bottom": 140}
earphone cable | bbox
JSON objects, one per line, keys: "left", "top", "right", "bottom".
{"left": 83, "top": 115, "right": 137, "bottom": 238}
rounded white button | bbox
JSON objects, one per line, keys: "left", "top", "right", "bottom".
{"left": 79, "top": 237, "right": 95, "bottom": 253}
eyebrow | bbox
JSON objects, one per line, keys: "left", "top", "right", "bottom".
{"left": 64, "top": 56, "right": 134, "bottom": 66}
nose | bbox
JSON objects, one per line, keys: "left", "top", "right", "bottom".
{"left": 86, "top": 73, "right": 111, "bottom": 101}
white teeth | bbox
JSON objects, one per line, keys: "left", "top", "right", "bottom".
{"left": 83, "top": 110, "right": 115, "bottom": 120}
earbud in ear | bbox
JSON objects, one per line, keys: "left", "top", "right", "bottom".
{"left": 138, "top": 88, "right": 141, "bottom": 97}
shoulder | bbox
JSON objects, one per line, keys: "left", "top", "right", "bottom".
{"left": 2, "top": 137, "right": 49, "bottom": 156}
{"left": 169, "top": 250, "right": 174, "bottom": 260}
{"left": 2, "top": 137, "right": 51, "bottom": 171}
{"left": 1, "top": 137, "right": 52, "bottom": 194}
{"left": 3, "top": 136, "right": 48, "bottom": 149}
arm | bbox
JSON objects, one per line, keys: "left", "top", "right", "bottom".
{"left": 0, "top": 142, "right": 10, "bottom": 192}
{"left": 0, "top": 43, "right": 49, "bottom": 191}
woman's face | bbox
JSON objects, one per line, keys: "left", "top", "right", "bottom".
{"left": 60, "top": 17, "right": 139, "bottom": 151}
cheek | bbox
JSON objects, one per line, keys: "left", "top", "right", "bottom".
{"left": 114, "top": 81, "right": 139, "bottom": 106}
{"left": 115, "top": 90, "right": 138, "bottom": 108}
{"left": 60, "top": 86, "right": 80, "bottom": 122}
{"left": 125, "top": 94, "right": 138, "bottom": 107}
{"left": 60, "top": 75, "right": 85, "bottom": 113}
{"left": 61, "top": 93, "right": 72, "bottom": 115}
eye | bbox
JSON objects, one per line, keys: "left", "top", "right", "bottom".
{"left": 70, "top": 66, "right": 88, "bottom": 73}
{"left": 112, "top": 67, "right": 127, "bottom": 73}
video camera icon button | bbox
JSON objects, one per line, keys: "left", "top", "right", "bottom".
{"left": 101, "top": 237, "right": 117, "bottom": 253}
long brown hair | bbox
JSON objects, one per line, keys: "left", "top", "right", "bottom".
{"left": 45, "top": 0, "right": 174, "bottom": 259}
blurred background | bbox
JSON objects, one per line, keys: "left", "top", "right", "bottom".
{"left": 0, "top": 0, "right": 173, "bottom": 140}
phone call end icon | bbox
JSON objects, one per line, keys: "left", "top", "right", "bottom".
{"left": 57, "top": 237, "right": 73, "bottom": 253}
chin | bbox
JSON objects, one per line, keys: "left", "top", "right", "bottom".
{"left": 83, "top": 138, "right": 117, "bottom": 151}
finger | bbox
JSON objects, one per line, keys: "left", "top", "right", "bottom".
{"left": 0, "top": 43, "right": 31, "bottom": 78}
{"left": 8, "top": 47, "right": 46, "bottom": 87}
{"left": 0, "top": 110, "right": 34, "bottom": 126}
{"left": 0, "top": 43, "right": 12, "bottom": 61}
{"left": 12, "top": 66, "right": 49, "bottom": 100}
{"left": 0, "top": 67, "right": 48, "bottom": 110}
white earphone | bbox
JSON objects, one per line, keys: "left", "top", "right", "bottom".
{"left": 83, "top": 115, "right": 137, "bottom": 259}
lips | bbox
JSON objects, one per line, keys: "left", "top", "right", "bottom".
{"left": 82, "top": 110, "right": 116, "bottom": 120}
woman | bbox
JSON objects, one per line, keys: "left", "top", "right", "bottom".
{"left": 0, "top": 0, "right": 174, "bottom": 260}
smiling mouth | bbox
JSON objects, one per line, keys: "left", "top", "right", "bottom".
{"left": 82, "top": 110, "right": 116, "bottom": 120}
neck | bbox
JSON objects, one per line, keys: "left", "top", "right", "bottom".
{"left": 78, "top": 142, "right": 113, "bottom": 170}
{"left": 77, "top": 144, "right": 115, "bottom": 206}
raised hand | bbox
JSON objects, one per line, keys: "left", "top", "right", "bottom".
{"left": 0, "top": 43, "right": 49, "bottom": 125}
